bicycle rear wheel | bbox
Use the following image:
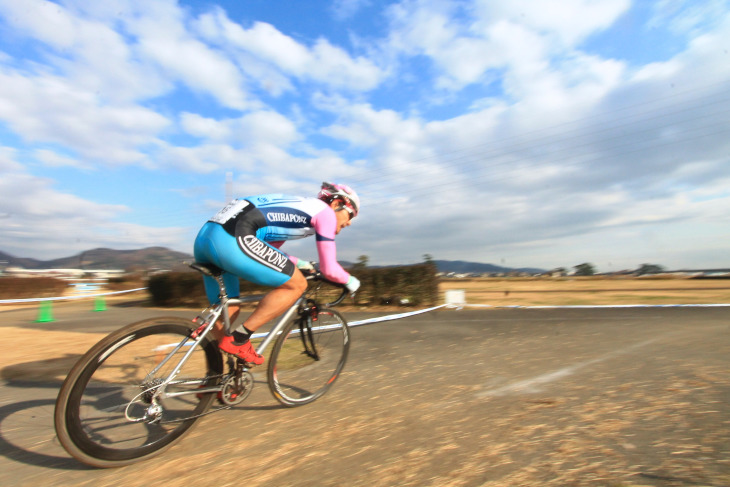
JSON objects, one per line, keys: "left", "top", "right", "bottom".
{"left": 54, "top": 317, "right": 223, "bottom": 467}
{"left": 267, "top": 308, "right": 350, "bottom": 407}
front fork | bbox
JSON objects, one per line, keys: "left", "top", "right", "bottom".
{"left": 299, "top": 299, "right": 320, "bottom": 360}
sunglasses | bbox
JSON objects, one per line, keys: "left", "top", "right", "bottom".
{"left": 340, "top": 204, "right": 355, "bottom": 220}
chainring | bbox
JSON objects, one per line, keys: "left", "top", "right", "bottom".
{"left": 220, "top": 370, "right": 254, "bottom": 406}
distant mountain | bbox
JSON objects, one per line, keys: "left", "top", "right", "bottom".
{"left": 351, "top": 259, "right": 545, "bottom": 275}
{"left": 0, "top": 247, "right": 194, "bottom": 272}
{"left": 433, "top": 260, "right": 545, "bottom": 275}
{"left": 0, "top": 251, "right": 40, "bottom": 270}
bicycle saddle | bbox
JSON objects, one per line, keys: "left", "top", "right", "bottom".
{"left": 188, "top": 261, "right": 224, "bottom": 277}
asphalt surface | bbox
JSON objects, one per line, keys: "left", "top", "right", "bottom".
{"left": 0, "top": 302, "right": 728, "bottom": 486}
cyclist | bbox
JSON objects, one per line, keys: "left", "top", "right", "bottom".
{"left": 193, "top": 182, "right": 361, "bottom": 365}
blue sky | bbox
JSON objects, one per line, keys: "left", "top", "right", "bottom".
{"left": 0, "top": 0, "right": 728, "bottom": 271}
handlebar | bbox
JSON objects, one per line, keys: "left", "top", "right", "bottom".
{"left": 303, "top": 270, "right": 352, "bottom": 307}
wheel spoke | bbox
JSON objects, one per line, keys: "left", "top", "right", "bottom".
{"left": 55, "top": 319, "right": 223, "bottom": 466}
{"left": 268, "top": 309, "right": 349, "bottom": 406}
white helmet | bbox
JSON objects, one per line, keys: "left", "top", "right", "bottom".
{"left": 318, "top": 182, "right": 360, "bottom": 218}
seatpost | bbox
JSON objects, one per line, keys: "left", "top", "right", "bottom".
{"left": 214, "top": 274, "right": 234, "bottom": 333}
{"left": 215, "top": 274, "right": 228, "bottom": 302}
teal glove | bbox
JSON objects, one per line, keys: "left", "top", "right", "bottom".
{"left": 296, "top": 260, "right": 315, "bottom": 272}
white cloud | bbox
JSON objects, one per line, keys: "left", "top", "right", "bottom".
{"left": 175, "top": 110, "right": 301, "bottom": 170}
{"left": 124, "top": 2, "right": 251, "bottom": 110}
{"left": 0, "top": 0, "right": 77, "bottom": 49}
{"left": 234, "top": 110, "right": 301, "bottom": 147}
{"left": 157, "top": 143, "right": 237, "bottom": 173}
{"left": 649, "top": 0, "right": 730, "bottom": 36}
{"left": 34, "top": 149, "right": 87, "bottom": 169}
{"left": 384, "top": 0, "right": 629, "bottom": 92}
{"left": 386, "top": 2, "right": 485, "bottom": 88}
{"left": 180, "top": 113, "right": 232, "bottom": 140}
{"left": 0, "top": 0, "right": 253, "bottom": 109}
{"left": 196, "top": 10, "right": 384, "bottom": 92}
{"left": 474, "top": 0, "right": 631, "bottom": 47}
{"left": 635, "top": 8, "right": 730, "bottom": 83}
{"left": 0, "top": 66, "right": 169, "bottom": 164}
{"left": 0, "top": 0, "right": 170, "bottom": 102}
{"left": 0, "top": 173, "right": 124, "bottom": 220}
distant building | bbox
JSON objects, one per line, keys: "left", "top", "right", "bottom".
{"left": 1, "top": 267, "right": 125, "bottom": 279}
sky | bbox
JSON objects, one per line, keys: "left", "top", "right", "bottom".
{"left": 0, "top": 0, "right": 728, "bottom": 272}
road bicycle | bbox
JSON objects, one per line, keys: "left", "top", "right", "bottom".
{"left": 54, "top": 262, "right": 352, "bottom": 468}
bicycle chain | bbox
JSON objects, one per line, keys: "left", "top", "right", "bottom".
{"left": 158, "top": 372, "right": 250, "bottom": 424}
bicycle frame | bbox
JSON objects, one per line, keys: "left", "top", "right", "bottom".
{"left": 142, "top": 264, "right": 349, "bottom": 412}
{"left": 145, "top": 296, "right": 303, "bottom": 403}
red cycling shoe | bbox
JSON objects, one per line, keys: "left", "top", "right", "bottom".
{"left": 219, "top": 335, "right": 264, "bottom": 365}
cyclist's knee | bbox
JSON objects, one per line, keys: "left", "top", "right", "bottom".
{"left": 284, "top": 268, "right": 307, "bottom": 294}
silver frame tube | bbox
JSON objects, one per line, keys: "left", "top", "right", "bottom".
{"left": 151, "top": 295, "right": 304, "bottom": 401}
{"left": 253, "top": 296, "right": 305, "bottom": 355}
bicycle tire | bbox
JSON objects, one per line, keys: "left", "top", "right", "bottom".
{"left": 267, "top": 308, "right": 350, "bottom": 407}
{"left": 54, "top": 317, "right": 223, "bottom": 468}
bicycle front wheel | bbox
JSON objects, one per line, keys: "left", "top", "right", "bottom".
{"left": 267, "top": 308, "right": 350, "bottom": 407}
{"left": 54, "top": 317, "right": 223, "bottom": 468}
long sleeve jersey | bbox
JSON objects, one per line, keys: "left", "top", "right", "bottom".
{"left": 209, "top": 194, "right": 351, "bottom": 284}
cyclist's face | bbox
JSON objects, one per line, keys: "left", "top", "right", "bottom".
{"left": 331, "top": 201, "right": 352, "bottom": 234}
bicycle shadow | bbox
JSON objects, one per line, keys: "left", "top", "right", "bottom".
{"left": 1, "top": 354, "right": 82, "bottom": 383}
{"left": 0, "top": 384, "right": 92, "bottom": 471}
{"left": 0, "top": 385, "right": 283, "bottom": 473}
{"left": 0, "top": 354, "right": 94, "bottom": 471}
{"left": 0, "top": 374, "right": 286, "bottom": 472}
{"left": 0, "top": 350, "right": 293, "bottom": 473}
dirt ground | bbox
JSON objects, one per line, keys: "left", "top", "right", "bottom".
{"left": 1, "top": 307, "right": 728, "bottom": 487}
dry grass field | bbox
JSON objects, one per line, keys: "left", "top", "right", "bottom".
{"left": 439, "top": 276, "right": 730, "bottom": 307}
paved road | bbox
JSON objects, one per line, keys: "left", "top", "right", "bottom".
{"left": 0, "top": 304, "right": 728, "bottom": 486}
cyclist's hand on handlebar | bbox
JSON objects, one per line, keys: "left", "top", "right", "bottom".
{"left": 296, "top": 260, "right": 316, "bottom": 274}
{"left": 345, "top": 275, "right": 360, "bottom": 294}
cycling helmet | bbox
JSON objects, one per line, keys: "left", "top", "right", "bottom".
{"left": 318, "top": 182, "right": 360, "bottom": 219}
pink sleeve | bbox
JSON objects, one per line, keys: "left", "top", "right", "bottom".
{"left": 311, "top": 206, "right": 350, "bottom": 284}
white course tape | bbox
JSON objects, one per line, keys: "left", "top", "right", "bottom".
{"left": 247, "top": 304, "right": 450, "bottom": 340}
{"left": 456, "top": 303, "right": 730, "bottom": 309}
{"left": 0, "top": 287, "right": 148, "bottom": 304}
{"left": 347, "top": 304, "right": 450, "bottom": 327}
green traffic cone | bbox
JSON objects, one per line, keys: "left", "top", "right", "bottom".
{"left": 36, "top": 301, "right": 54, "bottom": 322}
{"left": 94, "top": 295, "right": 107, "bottom": 312}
